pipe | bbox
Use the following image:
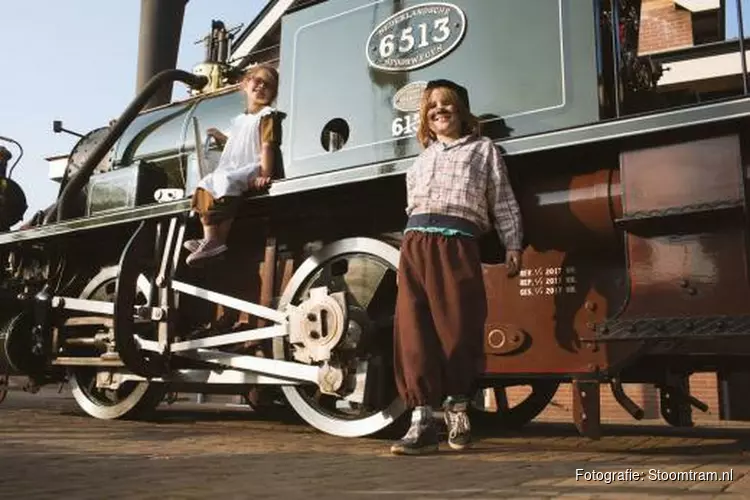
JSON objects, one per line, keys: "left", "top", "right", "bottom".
{"left": 610, "top": 378, "right": 644, "bottom": 420}
{"left": 50, "top": 69, "right": 208, "bottom": 224}
{"left": 0, "top": 147, "right": 9, "bottom": 178}
{"left": 657, "top": 382, "right": 710, "bottom": 413}
{"left": 136, "top": 0, "right": 189, "bottom": 109}
{"left": 0, "top": 136, "right": 23, "bottom": 178}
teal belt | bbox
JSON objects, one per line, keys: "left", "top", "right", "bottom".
{"left": 404, "top": 226, "right": 474, "bottom": 238}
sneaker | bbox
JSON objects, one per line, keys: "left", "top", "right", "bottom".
{"left": 444, "top": 397, "right": 472, "bottom": 451}
{"left": 390, "top": 414, "right": 439, "bottom": 455}
{"left": 183, "top": 238, "right": 203, "bottom": 253}
{"left": 186, "top": 239, "right": 227, "bottom": 267}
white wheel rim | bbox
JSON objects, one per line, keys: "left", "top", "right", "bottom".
{"left": 69, "top": 372, "right": 151, "bottom": 420}
{"left": 278, "top": 237, "right": 406, "bottom": 437}
{"left": 69, "top": 266, "right": 158, "bottom": 420}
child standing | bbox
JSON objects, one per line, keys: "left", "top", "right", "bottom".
{"left": 184, "top": 64, "right": 280, "bottom": 267}
{"left": 390, "top": 79, "right": 523, "bottom": 455}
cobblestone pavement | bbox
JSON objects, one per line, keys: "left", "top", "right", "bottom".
{"left": 1, "top": 386, "right": 750, "bottom": 500}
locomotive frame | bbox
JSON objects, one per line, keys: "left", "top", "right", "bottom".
{"left": 3, "top": 0, "right": 750, "bottom": 440}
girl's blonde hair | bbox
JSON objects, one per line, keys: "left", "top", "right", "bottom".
{"left": 242, "top": 63, "right": 280, "bottom": 102}
{"left": 416, "top": 85, "right": 480, "bottom": 148}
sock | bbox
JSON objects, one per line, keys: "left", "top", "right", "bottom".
{"left": 411, "top": 405, "right": 433, "bottom": 425}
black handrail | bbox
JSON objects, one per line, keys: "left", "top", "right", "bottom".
{"left": 737, "top": 0, "right": 749, "bottom": 94}
{"left": 48, "top": 69, "right": 208, "bottom": 224}
{"left": 610, "top": 0, "right": 622, "bottom": 118}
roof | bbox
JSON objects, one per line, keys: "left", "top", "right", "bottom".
{"left": 231, "top": 0, "right": 280, "bottom": 52}
{"left": 230, "top": 0, "right": 295, "bottom": 65}
{"left": 230, "top": 0, "right": 328, "bottom": 65}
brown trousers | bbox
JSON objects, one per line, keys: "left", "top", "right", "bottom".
{"left": 191, "top": 188, "right": 241, "bottom": 226}
{"left": 393, "top": 231, "right": 487, "bottom": 409}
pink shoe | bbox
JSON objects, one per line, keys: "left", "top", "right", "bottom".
{"left": 186, "top": 239, "right": 227, "bottom": 267}
{"left": 183, "top": 239, "right": 204, "bottom": 253}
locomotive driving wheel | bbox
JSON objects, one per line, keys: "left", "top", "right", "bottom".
{"left": 68, "top": 266, "right": 165, "bottom": 420}
{"left": 274, "top": 237, "right": 406, "bottom": 437}
{"left": 470, "top": 380, "right": 559, "bottom": 429}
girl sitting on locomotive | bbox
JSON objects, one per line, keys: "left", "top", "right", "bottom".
{"left": 184, "top": 64, "right": 281, "bottom": 267}
{"left": 390, "top": 79, "right": 523, "bottom": 455}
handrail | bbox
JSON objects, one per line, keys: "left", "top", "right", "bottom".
{"left": 47, "top": 69, "right": 208, "bottom": 224}
{"left": 737, "top": 0, "right": 749, "bottom": 94}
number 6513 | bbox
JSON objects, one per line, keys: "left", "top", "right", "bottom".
{"left": 379, "top": 16, "right": 451, "bottom": 58}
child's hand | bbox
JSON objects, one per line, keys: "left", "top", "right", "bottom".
{"left": 506, "top": 250, "right": 522, "bottom": 277}
{"left": 250, "top": 176, "right": 272, "bottom": 190}
{"left": 206, "top": 128, "right": 226, "bottom": 144}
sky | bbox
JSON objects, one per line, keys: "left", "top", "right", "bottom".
{"left": 726, "top": 0, "right": 750, "bottom": 38}
{"left": 0, "top": 0, "right": 268, "bottom": 220}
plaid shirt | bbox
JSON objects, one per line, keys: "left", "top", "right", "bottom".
{"left": 405, "top": 135, "right": 523, "bottom": 250}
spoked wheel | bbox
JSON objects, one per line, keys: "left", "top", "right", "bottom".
{"left": 273, "top": 237, "right": 406, "bottom": 437}
{"left": 68, "top": 266, "right": 165, "bottom": 420}
{"left": 470, "top": 380, "right": 559, "bottom": 429}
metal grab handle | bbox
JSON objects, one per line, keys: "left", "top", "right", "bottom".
{"left": 192, "top": 117, "right": 218, "bottom": 180}
{"left": 203, "top": 134, "right": 214, "bottom": 154}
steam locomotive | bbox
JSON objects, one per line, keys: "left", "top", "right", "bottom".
{"left": 1, "top": 0, "right": 749, "bottom": 440}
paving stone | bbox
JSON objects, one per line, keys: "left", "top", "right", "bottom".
{"left": 1, "top": 392, "right": 750, "bottom": 499}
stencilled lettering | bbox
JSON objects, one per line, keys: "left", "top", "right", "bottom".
{"left": 519, "top": 266, "right": 578, "bottom": 297}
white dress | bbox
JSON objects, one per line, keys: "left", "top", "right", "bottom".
{"left": 197, "top": 105, "right": 275, "bottom": 199}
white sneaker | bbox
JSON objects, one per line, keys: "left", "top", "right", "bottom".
{"left": 186, "top": 239, "right": 227, "bottom": 267}
{"left": 183, "top": 239, "right": 204, "bottom": 253}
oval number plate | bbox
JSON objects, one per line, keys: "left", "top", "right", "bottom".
{"left": 366, "top": 3, "right": 467, "bottom": 72}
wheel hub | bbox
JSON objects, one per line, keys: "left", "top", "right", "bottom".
{"left": 287, "top": 287, "right": 348, "bottom": 363}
